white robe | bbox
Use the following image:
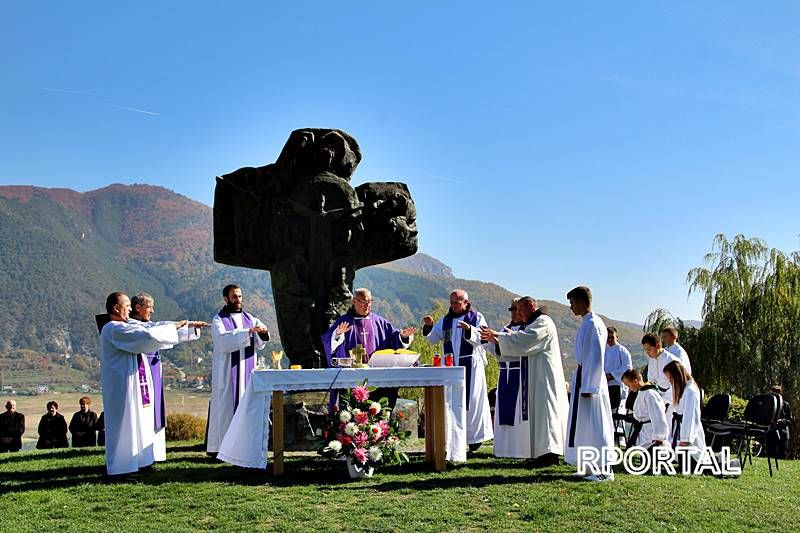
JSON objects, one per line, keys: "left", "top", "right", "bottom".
{"left": 207, "top": 312, "right": 268, "bottom": 453}
{"left": 667, "top": 381, "right": 705, "bottom": 451}
{"left": 665, "top": 343, "right": 692, "bottom": 376}
{"left": 129, "top": 321, "right": 201, "bottom": 462}
{"left": 494, "top": 314, "right": 569, "bottom": 458}
{"left": 564, "top": 312, "right": 614, "bottom": 467}
{"left": 647, "top": 350, "right": 679, "bottom": 404}
{"left": 99, "top": 320, "right": 179, "bottom": 475}
{"left": 425, "top": 312, "right": 493, "bottom": 444}
{"left": 630, "top": 387, "right": 669, "bottom": 446}
{"left": 604, "top": 343, "right": 633, "bottom": 398}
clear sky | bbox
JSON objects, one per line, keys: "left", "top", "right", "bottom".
{"left": 2, "top": 1, "right": 799, "bottom": 324}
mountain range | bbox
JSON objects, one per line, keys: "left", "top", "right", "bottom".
{"left": 0, "top": 184, "right": 646, "bottom": 385}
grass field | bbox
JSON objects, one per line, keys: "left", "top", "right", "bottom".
{"left": 1, "top": 442, "right": 798, "bottom": 532}
{"left": 6, "top": 391, "right": 211, "bottom": 450}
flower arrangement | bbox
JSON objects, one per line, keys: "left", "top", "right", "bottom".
{"left": 315, "top": 381, "right": 409, "bottom": 474}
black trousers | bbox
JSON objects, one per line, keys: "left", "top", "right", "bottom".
{"left": 608, "top": 385, "right": 622, "bottom": 411}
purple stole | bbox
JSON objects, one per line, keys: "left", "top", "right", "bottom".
{"left": 322, "top": 312, "right": 399, "bottom": 366}
{"left": 218, "top": 309, "right": 255, "bottom": 412}
{"left": 137, "top": 355, "right": 151, "bottom": 407}
{"left": 146, "top": 352, "right": 165, "bottom": 431}
{"left": 497, "top": 317, "right": 533, "bottom": 426}
{"left": 442, "top": 310, "right": 478, "bottom": 410}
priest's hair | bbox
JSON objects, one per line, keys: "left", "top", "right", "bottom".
{"left": 353, "top": 287, "right": 372, "bottom": 300}
{"left": 105, "top": 292, "right": 126, "bottom": 314}
{"left": 450, "top": 289, "right": 469, "bottom": 301}
{"left": 222, "top": 284, "right": 240, "bottom": 298}
{"left": 131, "top": 292, "right": 154, "bottom": 311}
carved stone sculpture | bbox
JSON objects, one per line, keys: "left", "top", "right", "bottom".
{"left": 214, "top": 128, "right": 418, "bottom": 368}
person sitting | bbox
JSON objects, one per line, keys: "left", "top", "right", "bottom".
{"left": 766, "top": 385, "right": 793, "bottom": 459}
{"left": 0, "top": 400, "right": 25, "bottom": 452}
{"left": 37, "top": 401, "right": 69, "bottom": 449}
{"left": 69, "top": 396, "right": 99, "bottom": 447}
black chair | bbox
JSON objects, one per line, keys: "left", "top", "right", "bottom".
{"left": 613, "top": 390, "right": 638, "bottom": 447}
{"left": 706, "top": 393, "right": 780, "bottom": 476}
{"left": 702, "top": 393, "right": 731, "bottom": 425}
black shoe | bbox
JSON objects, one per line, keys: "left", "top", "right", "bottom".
{"left": 531, "top": 453, "right": 560, "bottom": 468}
{"left": 104, "top": 472, "right": 141, "bottom": 483}
{"left": 468, "top": 443, "right": 483, "bottom": 452}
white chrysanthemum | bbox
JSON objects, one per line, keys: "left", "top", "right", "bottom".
{"left": 369, "top": 424, "right": 382, "bottom": 438}
{"left": 345, "top": 422, "right": 359, "bottom": 436}
{"left": 352, "top": 408, "right": 362, "bottom": 416}
{"left": 339, "top": 410, "right": 352, "bottom": 423}
{"left": 369, "top": 402, "right": 382, "bottom": 413}
{"left": 328, "top": 440, "right": 342, "bottom": 452}
{"left": 368, "top": 446, "right": 383, "bottom": 462}
{"left": 381, "top": 409, "right": 391, "bottom": 420}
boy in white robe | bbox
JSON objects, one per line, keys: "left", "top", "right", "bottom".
{"left": 482, "top": 297, "right": 568, "bottom": 465}
{"left": 423, "top": 289, "right": 493, "bottom": 451}
{"left": 661, "top": 327, "right": 692, "bottom": 376}
{"left": 642, "top": 333, "right": 679, "bottom": 407}
{"left": 99, "top": 292, "right": 188, "bottom": 477}
{"left": 621, "top": 368, "right": 669, "bottom": 449}
{"left": 564, "top": 286, "right": 615, "bottom": 482}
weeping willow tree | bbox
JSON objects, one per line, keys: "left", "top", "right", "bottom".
{"left": 666, "top": 234, "right": 800, "bottom": 457}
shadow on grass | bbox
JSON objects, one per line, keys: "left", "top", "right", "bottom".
{"left": 0, "top": 447, "right": 105, "bottom": 464}
{"left": 0, "top": 450, "right": 573, "bottom": 494}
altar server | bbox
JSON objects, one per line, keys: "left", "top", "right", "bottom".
{"left": 661, "top": 327, "right": 692, "bottom": 376}
{"left": 207, "top": 284, "right": 270, "bottom": 455}
{"left": 564, "top": 286, "right": 615, "bottom": 482}
{"left": 664, "top": 360, "right": 706, "bottom": 452}
{"left": 642, "top": 334, "right": 679, "bottom": 407}
{"left": 621, "top": 369, "right": 669, "bottom": 449}
{"left": 481, "top": 296, "right": 567, "bottom": 464}
{"left": 423, "top": 289, "right": 493, "bottom": 451}
{"left": 604, "top": 327, "right": 633, "bottom": 411}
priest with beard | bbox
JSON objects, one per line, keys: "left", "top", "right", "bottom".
{"left": 207, "top": 284, "right": 271, "bottom": 456}
{"left": 129, "top": 292, "right": 207, "bottom": 462}
{"left": 423, "top": 289, "right": 493, "bottom": 452}
{"left": 322, "top": 288, "right": 417, "bottom": 408}
{"left": 481, "top": 297, "right": 567, "bottom": 465}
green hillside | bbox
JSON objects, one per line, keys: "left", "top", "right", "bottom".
{"left": 0, "top": 184, "right": 645, "bottom": 389}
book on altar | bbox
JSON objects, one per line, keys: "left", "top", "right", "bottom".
{"left": 368, "top": 349, "right": 420, "bottom": 367}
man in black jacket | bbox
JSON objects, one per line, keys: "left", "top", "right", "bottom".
{"left": 0, "top": 400, "right": 25, "bottom": 452}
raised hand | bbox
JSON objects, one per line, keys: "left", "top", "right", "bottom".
{"left": 189, "top": 321, "right": 210, "bottom": 328}
{"left": 335, "top": 322, "right": 352, "bottom": 336}
{"left": 174, "top": 320, "right": 189, "bottom": 329}
{"left": 457, "top": 320, "right": 471, "bottom": 331}
{"left": 400, "top": 326, "right": 417, "bottom": 338}
{"left": 479, "top": 326, "right": 499, "bottom": 345}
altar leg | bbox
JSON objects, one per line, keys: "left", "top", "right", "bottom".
{"left": 272, "top": 390, "right": 284, "bottom": 476}
{"left": 430, "top": 385, "right": 447, "bottom": 472}
{"left": 424, "top": 386, "right": 434, "bottom": 462}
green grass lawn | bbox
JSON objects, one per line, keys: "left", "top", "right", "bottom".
{"left": 1, "top": 443, "right": 798, "bottom": 532}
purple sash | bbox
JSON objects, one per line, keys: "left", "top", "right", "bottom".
{"left": 218, "top": 309, "right": 255, "bottom": 412}
{"left": 443, "top": 310, "right": 478, "bottom": 410}
{"left": 498, "top": 361, "right": 521, "bottom": 425}
{"left": 137, "top": 355, "right": 151, "bottom": 407}
{"left": 146, "top": 352, "right": 165, "bottom": 431}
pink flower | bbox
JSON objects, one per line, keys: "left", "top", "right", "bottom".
{"left": 352, "top": 385, "right": 370, "bottom": 403}
{"left": 379, "top": 420, "right": 390, "bottom": 438}
{"left": 352, "top": 447, "right": 368, "bottom": 464}
{"left": 355, "top": 412, "right": 369, "bottom": 425}
{"left": 353, "top": 432, "right": 369, "bottom": 447}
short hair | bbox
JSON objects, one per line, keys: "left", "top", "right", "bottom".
{"left": 661, "top": 326, "right": 679, "bottom": 338}
{"left": 518, "top": 296, "right": 536, "bottom": 311}
{"left": 130, "top": 292, "right": 153, "bottom": 311}
{"left": 353, "top": 288, "right": 372, "bottom": 301}
{"left": 770, "top": 385, "right": 783, "bottom": 395}
{"left": 607, "top": 326, "right": 618, "bottom": 335}
{"left": 79, "top": 396, "right": 92, "bottom": 405}
{"left": 641, "top": 333, "right": 660, "bottom": 347}
{"left": 450, "top": 289, "right": 469, "bottom": 301}
{"left": 566, "top": 286, "right": 592, "bottom": 305}
{"left": 105, "top": 292, "right": 126, "bottom": 314}
{"left": 621, "top": 368, "right": 642, "bottom": 382}
{"left": 47, "top": 400, "right": 58, "bottom": 410}
{"left": 508, "top": 297, "right": 521, "bottom": 311}
{"left": 222, "top": 284, "right": 241, "bottom": 298}
{"left": 6, "top": 400, "right": 15, "bottom": 408}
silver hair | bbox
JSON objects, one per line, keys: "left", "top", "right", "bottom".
{"left": 353, "top": 288, "right": 372, "bottom": 301}
{"left": 130, "top": 292, "right": 154, "bottom": 310}
{"left": 450, "top": 289, "right": 469, "bottom": 301}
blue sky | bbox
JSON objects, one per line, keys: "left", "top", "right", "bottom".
{"left": 2, "top": 1, "right": 799, "bottom": 324}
